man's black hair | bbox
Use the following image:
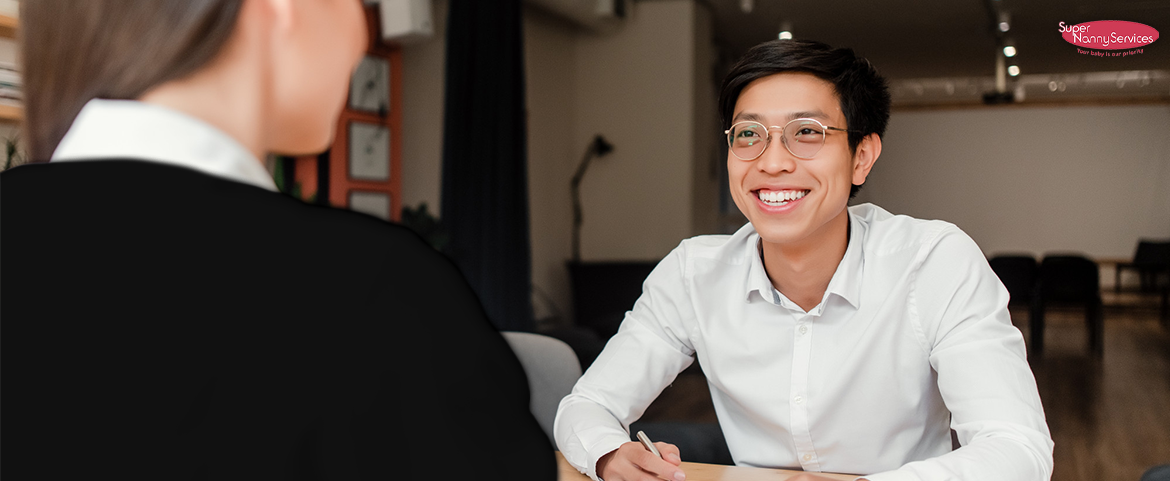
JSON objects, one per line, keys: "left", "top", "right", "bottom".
{"left": 719, "top": 39, "right": 891, "bottom": 198}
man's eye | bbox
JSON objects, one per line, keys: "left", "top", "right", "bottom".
{"left": 737, "top": 130, "right": 759, "bottom": 138}
{"left": 797, "top": 128, "right": 822, "bottom": 136}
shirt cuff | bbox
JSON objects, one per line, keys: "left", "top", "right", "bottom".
{"left": 583, "top": 433, "right": 634, "bottom": 481}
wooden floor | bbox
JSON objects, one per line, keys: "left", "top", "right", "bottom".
{"left": 638, "top": 290, "right": 1170, "bottom": 481}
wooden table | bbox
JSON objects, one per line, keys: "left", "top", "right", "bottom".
{"left": 557, "top": 452, "right": 857, "bottom": 481}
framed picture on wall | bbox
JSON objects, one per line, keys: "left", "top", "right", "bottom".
{"left": 349, "top": 55, "right": 391, "bottom": 115}
{"left": 348, "top": 121, "right": 391, "bottom": 181}
{"left": 349, "top": 191, "right": 392, "bottom": 221}
{"left": 328, "top": 3, "right": 402, "bottom": 221}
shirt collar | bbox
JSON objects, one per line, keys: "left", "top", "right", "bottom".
{"left": 743, "top": 209, "right": 865, "bottom": 310}
{"left": 50, "top": 99, "right": 277, "bottom": 192}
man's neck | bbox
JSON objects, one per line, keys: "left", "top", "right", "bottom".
{"left": 760, "top": 208, "right": 851, "bottom": 312}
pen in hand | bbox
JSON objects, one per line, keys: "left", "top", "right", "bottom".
{"left": 637, "top": 430, "right": 662, "bottom": 458}
{"left": 637, "top": 431, "right": 687, "bottom": 481}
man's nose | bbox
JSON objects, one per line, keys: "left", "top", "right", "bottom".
{"left": 755, "top": 137, "right": 797, "bottom": 175}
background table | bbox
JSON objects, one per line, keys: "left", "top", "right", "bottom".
{"left": 557, "top": 452, "right": 857, "bottom": 481}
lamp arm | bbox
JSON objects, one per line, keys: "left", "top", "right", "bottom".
{"left": 570, "top": 148, "right": 595, "bottom": 263}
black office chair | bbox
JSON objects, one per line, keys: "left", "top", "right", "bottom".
{"left": 989, "top": 254, "right": 1039, "bottom": 309}
{"left": 1115, "top": 240, "right": 1170, "bottom": 293}
{"left": 1031, "top": 255, "right": 1104, "bottom": 357}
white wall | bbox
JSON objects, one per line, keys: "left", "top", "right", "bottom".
{"left": 572, "top": 1, "right": 700, "bottom": 261}
{"left": 399, "top": 0, "right": 447, "bottom": 214}
{"left": 854, "top": 104, "right": 1170, "bottom": 259}
{"left": 690, "top": 5, "right": 720, "bottom": 238}
{"left": 524, "top": 7, "right": 579, "bottom": 325}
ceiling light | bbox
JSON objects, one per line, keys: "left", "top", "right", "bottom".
{"left": 1003, "top": 46, "right": 1016, "bottom": 57}
{"left": 999, "top": 22, "right": 1010, "bottom": 32}
{"left": 1048, "top": 81, "right": 1058, "bottom": 92}
{"left": 778, "top": 31, "right": 793, "bottom": 40}
{"left": 1008, "top": 65, "right": 1020, "bottom": 76}
{"left": 740, "top": 0, "right": 753, "bottom": 13}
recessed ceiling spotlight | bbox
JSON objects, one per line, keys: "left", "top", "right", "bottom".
{"left": 1003, "top": 45, "right": 1017, "bottom": 57}
{"left": 1048, "top": 81, "right": 1058, "bottom": 92}
{"left": 740, "top": 0, "right": 753, "bottom": 14}
{"left": 778, "top": 31, "right": 793, "bottom": 40}
{"left": 999, "top": 21, "right": 1010, "bottom": 32}
{"left": 1008, "top": 65, "right": 1020, "bottom": 76}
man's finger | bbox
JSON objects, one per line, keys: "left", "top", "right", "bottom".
{"left": 632, "top": 449, "right": 686, "bottom": 481}
{"left": 654, "top": 442, "right": 682, "bottom": 465}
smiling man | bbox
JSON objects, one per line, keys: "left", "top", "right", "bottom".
{"left": 554, "top": 40, "right": 1054, "bottom": 481}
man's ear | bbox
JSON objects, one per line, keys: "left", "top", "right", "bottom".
{"left": 851, "top": 133, "right": 882, "bottom": 187}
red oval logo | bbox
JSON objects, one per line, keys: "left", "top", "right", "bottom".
{"left": 1059, "top": 21, "right": 1159, "bottom": 50}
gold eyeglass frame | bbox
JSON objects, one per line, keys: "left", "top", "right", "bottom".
{"left": 724, "top": 118, "right": 853, "bottom": 161}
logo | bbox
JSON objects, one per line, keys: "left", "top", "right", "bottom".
{"left": 1059, "top": 21, "right": 1158, "bottom": 50}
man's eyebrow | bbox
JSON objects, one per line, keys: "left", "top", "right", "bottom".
{"left": 787, "top": 110, "right": 830, "bottom": 122}
{"left": 732, "top": 110, "right": 832, "bottom": 124}
{"left": 731, "top": 112, "right": 766, "bottom": 123}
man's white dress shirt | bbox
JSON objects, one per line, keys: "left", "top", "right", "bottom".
{"left": 554, "top": 204, "right": 1053, "bottom": 481}
{"left": 51, "top": 98, "right": 277, "bottom": 191}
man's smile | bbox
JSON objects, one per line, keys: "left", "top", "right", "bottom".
{"left": 754, "top": 188, "right": 809, "bottom": 206}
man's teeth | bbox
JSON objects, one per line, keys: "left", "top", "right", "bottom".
{"left": 758, "top": 190, "right": 808, "bottom": 205}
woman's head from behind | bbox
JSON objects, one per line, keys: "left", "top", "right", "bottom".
{"left": 22, "top": 0, "right": 367, "bottom": 161}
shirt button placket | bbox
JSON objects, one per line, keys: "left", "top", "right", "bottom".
{"left": 790, "top": 320, "right": 819, "bottom": 471}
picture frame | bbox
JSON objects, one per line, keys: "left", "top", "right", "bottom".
{"left": 348, "top": 121, "right": 391, "bottom": 181}
{"left": 348, "top": 191, "right": 392, "bottom": 221}
{"left": 348, "top": 55, "right": 391, "bottom": 114}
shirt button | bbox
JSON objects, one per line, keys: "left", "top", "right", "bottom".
{"left": 803, "top": 454, "right": 812, "bottom": 461}
{"left": 793, "top": 395, "right": 803, "bottom": 404}
{"left": 799, "top": 325, "right": 808, "bottom": 334}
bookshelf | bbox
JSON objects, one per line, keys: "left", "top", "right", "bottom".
{"left": 0, "top": 103, "right": 19, "bottom": 122}
{"left": 0, "top": 14, "right": 19, "bottom": 123}
{"left": 0, "top": 14, "right": 15, "bottom": 39}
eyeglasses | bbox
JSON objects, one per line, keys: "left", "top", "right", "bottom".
{"left": 725, "top": 118, "right": 854, "bottom": 161}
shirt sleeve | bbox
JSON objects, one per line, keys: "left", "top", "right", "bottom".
{"left": 864, "top": 227, "right": 1054, "bottom": 481}
{"left": 554, "top": 244, "right": 699, "bottom": 481}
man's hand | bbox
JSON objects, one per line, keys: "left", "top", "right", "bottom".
{"left": 596, "top": 441, "right": 684, "bottom": 481}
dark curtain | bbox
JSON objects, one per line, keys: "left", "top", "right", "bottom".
{"left": 440, "top": 0, "right": 533, "bottom": 332}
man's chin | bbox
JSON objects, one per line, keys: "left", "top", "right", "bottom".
{"left": 750, "top": 221, "right": 807, "bottom": 247}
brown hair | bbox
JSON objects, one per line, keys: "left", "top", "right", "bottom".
{"left": 21, "top": 0, "right": 244, "bottom": 161}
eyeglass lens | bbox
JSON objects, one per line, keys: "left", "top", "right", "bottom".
{"left": 727, "top": 120, "right": 827, "bottom": 160}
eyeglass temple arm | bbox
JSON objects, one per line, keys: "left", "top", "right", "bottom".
{"left": 829, "top": 127, "right": 872, "bottom": 135}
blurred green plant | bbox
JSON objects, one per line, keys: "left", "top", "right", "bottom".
{"left": 273, "top": 155, "right": 317, "bottom": 203}
{"left": 4, "top": 134, "right": 21, "bottom": 171}
{"left": 400, "top": 202, "right": 447, "bottom": 251}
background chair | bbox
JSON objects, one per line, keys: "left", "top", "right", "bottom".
{"left": 502, "top": 331, "right": 583, "bottom": 443}
{"left": 1115, "top": 240, "right": 1170, "bottom": 293}
{"left": 1031, "top": 255, "right": 1104, "bottom": 357}
{"left": 989, "top": 254, "right": 1039, "bottom": 312}
{"left": 1143, "top": 465, "right": 1170, "bottom": 481}
{"left": 502, "top": 332, "right": 735, "bottom": 464}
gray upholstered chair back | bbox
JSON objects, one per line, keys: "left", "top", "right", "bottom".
{"left": 501, "top": 331, "right": 583, "bottom": 443}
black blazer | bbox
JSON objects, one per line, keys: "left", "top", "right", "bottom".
{"left": 1, "top": 160, "right": 555, "bottom": 480}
